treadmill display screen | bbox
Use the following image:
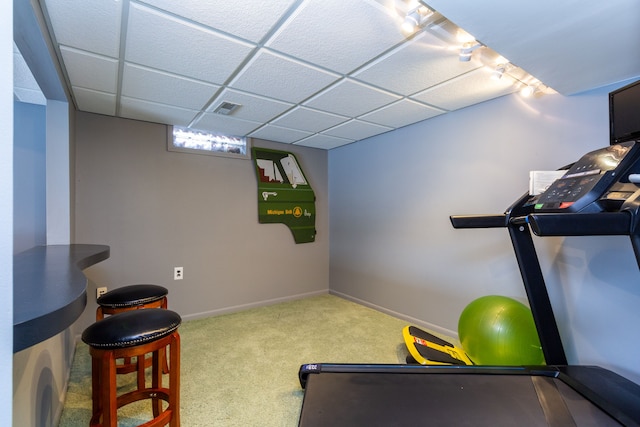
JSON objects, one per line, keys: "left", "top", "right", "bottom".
{"left": 535, "top": 142, "right": 634, "bottom": 211}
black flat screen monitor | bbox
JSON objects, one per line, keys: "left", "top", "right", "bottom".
{"left": 610, "top": 79, "right": 640, "bottom": 145}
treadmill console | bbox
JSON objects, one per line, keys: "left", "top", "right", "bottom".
{"left": 534, "top": 141, "right": 640, "bottom": 212}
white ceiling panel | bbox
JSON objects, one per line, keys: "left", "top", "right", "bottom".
{"left": 323, "top": 119, "right": 393, "bottom": 140}
{"left": 13, "top": 44, "right": 46, "bottom": 105}
{"left": 138, "top": 0, "right": 298, "bottom": 43}
{"left": 125, "top": 3, "right": 254, "bottom": 84}
{"left": 73, "top": 87, "right": 117, "bottom": 116}
{"left": 296, "top": 134, "right": 354, "bottom": 150}
{"left": 305, "top": 79, "right": 400, "bottom": 117}
{"left": 60, "top": 47, "right": 118, "bottom": 93}
{"left": 122, "top": 63, "right": 219, "bottom": 111}
{"left": 271, "top": 107, "right": 349, "bottom": 133}
{"left": 229, "top": 50, "right": 340, "bottom": 103}
{"left": 120, "top": 97, "right": 198, "bottom": 126}
{"left": 361, "top": 99, "right": 444, "bottom": 128}
{"left": 354, "top": 32, "right": 482, "bottom": 96}
{"left": 267, "top": 0, "right": 405, "bottom": 74}
{"left": 250, "top": 125, "right": 313, "bottom": 144}
{"left": 425, "top": 0, "right": 640, "bottom": 95}
{"left": 193, "top": 112, "right": 262, "bottom": 136}
{"left": 412, "top": 67, "right": 520, "bottom": 111}
{"left": 208, "top": 89, "right": 294, "bottom": 123}
{"left": 28, "top": 0, "right": 638, "bottom": 149}
{"left": 43, "top": 0, "right": 122, "bottom": 57}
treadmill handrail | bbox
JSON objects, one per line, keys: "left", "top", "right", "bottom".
{"left": 520, "top": 211, "right": 632, "bottom": 236}
{"left": 450, "top": 214, "right": 507, "bottom": 229}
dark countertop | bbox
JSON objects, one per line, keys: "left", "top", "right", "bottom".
{"left": 13, "top": 244, "right": 110, "bottom": 352}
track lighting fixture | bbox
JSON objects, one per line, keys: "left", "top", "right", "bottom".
{"left": 459, "top": 41, "right": 482, "bottom": 62}
{"left": 401, "top": 6, "right": 434, "bottom": 35}
{"left": 491, "top": 63, "right": 507, "bottom": 80}
{"left": 521, "top": 84, "right": 538, "bottom": 97}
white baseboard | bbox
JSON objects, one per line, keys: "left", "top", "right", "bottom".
{"left": 329, "top": 290, "right": 459, "bottom": 340}
{"left": 181, "top": 289, "right": 330, "bottom": 322}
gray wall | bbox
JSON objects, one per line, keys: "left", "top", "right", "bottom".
{"left": 329, "top": 84, "right": 640, "bottom": 385}
{"left": 74, "top": 112, "right": 329, "bottom": 330}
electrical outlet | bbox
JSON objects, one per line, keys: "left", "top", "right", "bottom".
{"left": 96, "top": 287, "right": 108, "bottom": 300}
{"left": 174, "top": 267, "right": 184, "bottom": 280}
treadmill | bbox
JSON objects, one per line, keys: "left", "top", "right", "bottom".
{"left": 297, "top": 141, "right": 640, "bottom": 426}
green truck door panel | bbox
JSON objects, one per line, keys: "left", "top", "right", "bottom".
{"left": 252, "top": 147, "right": 316, "bottom": 243}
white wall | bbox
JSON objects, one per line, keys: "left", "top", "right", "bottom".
{"left": 1, "top": 0, "right": 14, "bottom": 425}
{"left": 329, "top": 84, "right": 640, "bottom": 385}
{"left": 13, "top": 101, "right": 46, "bottom": 253}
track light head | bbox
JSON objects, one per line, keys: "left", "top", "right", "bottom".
{"left": 459, "top": 41, "right": 482, "bottom": 62}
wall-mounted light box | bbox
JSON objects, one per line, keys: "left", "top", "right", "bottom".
{"left": 168, "top": 125, "right": 251, "bottom": 159}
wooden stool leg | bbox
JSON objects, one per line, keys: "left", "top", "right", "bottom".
{"left": 137, "top": 354, "right": 146, "bottom": 390}
{"left": 99, "top": 351, "right": 117, "bottom": 427}
{"left": 170, "top": 332, "right": 181, "bottom": 427}
{"left": 152, "top": 349, "right": 163, "bottom": 418}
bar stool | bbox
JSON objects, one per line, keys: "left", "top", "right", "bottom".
{"left": 82, "top": 309, "right": 181, "bottom": 427}
{"left": 97, "top": 284, "right": 169, "bottom": 384}
{"left": 96, "top": 284, "right": 168, "bottom": 320}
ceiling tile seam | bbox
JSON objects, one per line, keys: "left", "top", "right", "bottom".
{"left": 268, "top": 113, "right": 352, "bottom": 136}
{"left": 180, "top": 0, "right": 311, "bottom": 131}
{"left": 115, "top": 0, "right": 132, "bottom": 117}
{"left": 293, "top": 133, "right": 356, "bottom": 147}
{"left": 121, "top": 61, "right": 223, "bottom": 89}
{"left": 414, "top": 66, "right": 489, "bottom": 95}
{"left": 316, "top": 118, "right": 392, "bottom": 137}
{"left": 128, "top": 1, "right": 256, "bottom": 50}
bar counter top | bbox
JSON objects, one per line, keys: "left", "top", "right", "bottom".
{"left": 13, "top": 244, "right": 110, "bottom": 352}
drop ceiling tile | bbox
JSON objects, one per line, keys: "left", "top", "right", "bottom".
{"left": 207, "top": 89, "right": 293, "bottom": 122}
{"left": 322, "top": 119, "right": 392, "bottom": 140}
{"left": 229, "top": 50, "right": 339, "bottom": 103}
{"left": 138, "top": 0, "right": 298, "bottom": 43}
{"left": 73, "top": 87, "right": 117, "bottom": 116}
{"left": 43, "top": 0, "right": 122, "bottom": 57}
{"left": 60, "top": 46, "right": 118, "bottom": 93}
{"left": 120, "top": 96, "right": 199, "bottom": 125}
{"left": 249, "top": 125, "right": 313, "bottom": 144}
{"left": 411, "top": 67, "right": 519, "bottom": 111}
{"left": 271, "top": 107, "right": 349, "bottom": 133}
{"left": 122, "top": 63, "right": 220, "bottom": 110}
{"left": 360, "top": 99, "right": 444, "bottom": 128}
{"left": 304, "top": 79, "right": 400, "bottom": 117}
{"left": 13, "top": 47, "right": 42, "bottom": 93}
{"left": 14, "top": 88, "right": 47, "bottom": 105}
{"left": 353, "top": 32, "right": 483, "bottom": 95}
{"left": 193, "top": 112, "right": 262, "bottom": 136}
{"left": 126, "top": 3, "right": 255, "bottom": 84}
{"left": 267, "top": 0, "right": 405, "bottom": 74}
{"left": 295, "top": 133, "right": 354, "bottom": 150}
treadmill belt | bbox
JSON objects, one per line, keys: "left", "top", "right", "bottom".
{"left": 298, "top": 372, "right": 620, "bottom": 426}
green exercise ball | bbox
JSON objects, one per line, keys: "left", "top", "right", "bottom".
{"left": 458, "top": 295, "right": 544, "bottom": 365}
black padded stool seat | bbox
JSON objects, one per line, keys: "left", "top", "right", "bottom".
{"left": 96, "top": 284, "right": 170, "bottom": 383}
{"left": 97, "top": 284, "right": 168, "bottom": 311}
{"left": 83, "top": 308, "right": 180, "bottom": 348}
{"left": 82, "top": 309, "right": 181, "bottom": 427}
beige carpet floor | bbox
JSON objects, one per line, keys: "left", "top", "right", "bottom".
{"left": 58, "top": 294, "right": 416, "bottom": 426}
